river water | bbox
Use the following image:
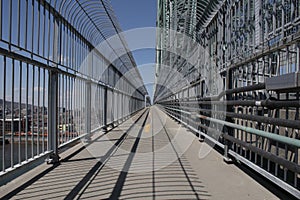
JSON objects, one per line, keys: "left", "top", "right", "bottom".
{"left": 0, "top": 141, "right": 48, "bottom": 170}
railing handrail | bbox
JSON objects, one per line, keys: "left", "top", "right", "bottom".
{"left": 163, "top": 106, "right": 300, "bottom": 148}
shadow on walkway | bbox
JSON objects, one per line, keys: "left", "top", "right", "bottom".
{"left": 1, "top": 108, "right": 210, "bottom": 200}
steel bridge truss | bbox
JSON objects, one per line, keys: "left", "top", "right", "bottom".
{"left": 155, "top": 0, "right": 300, "bottom": 198}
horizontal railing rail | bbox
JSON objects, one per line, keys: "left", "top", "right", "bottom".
{"left": 157, "top": 76, "right": 300, "bottom": 198}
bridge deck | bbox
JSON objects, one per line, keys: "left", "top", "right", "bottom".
{"left": 0, "top": 106, "right": 278, "bottom": 199}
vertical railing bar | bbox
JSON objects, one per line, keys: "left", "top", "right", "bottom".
{"left": 37, "top": 0, "right": 40, "bottom": 55}
{"left": 297, "top": 43, "right": 300, "bottom": 73}
{"left": 31, "top": 0, "right": 34, "bottom": 54}
{"left": 81, "top": 79, "right": 84, "bottom": 134}
{"left": 18, "top": 61, "right": 22, "bottom": 164}
{"left": 59, "top": 74, "right": 62, "bottom": 144}
{"left": 284, "top": 92, "right": 289, "bottom": 182}
{"left": 66, "top": 24, "right": 69, "bottom": 68}
{"left": 119, "top": 92, "right": 121, "bottom": 121}
{"left": 63, "top": 22, "right": 66, "bottom": 66}
{"left": 85, "top": 80, "right": 91, "bottom": 142}
{"left": 116, "top": 92, "right": 119, "bottom": 122}
{"left": 75, "top": 35, "right": 77, "bottom": 69}
{"left": 242, "top": 66, "right": 244, "bottom": 155}
{"left": 42, "top": 2, "right": 46, "bottom": 57}
{"left": 255, "top": 62, "right": 259, "bottom": 165}
{"left": 119, "top": 90, "right": 121, "bottom": 122}
{"left": 73, "top": 30, "right": 76, "bottom": 70}
{"left": 37, "top": 67, "right": 40, "bottom": 155}
{"left": 108, "top": 88, "right": 114, "bottom": 123}
{"left": 275, "top": 89, "right": 280, "bottom": 176}
{"left": 71, "top": 78, "right": 73, "bottom": 137}
{"left": 8, "top": 0, "right": 12, "bottom": 50}
{"left": 79, "top": 40, "right": 82, "bottom": 71}
{"left": 42, "top": 68, "right": 45, "bottom": 152}
{"left": 67, "top": 76, "right": 70, "bottom": 140}
{"left": 294, "top": 146, "right": 299, "bottom": 187}
{"left": 46, "top": 68, "right": 49, "bottom": 152}
{"left": 58, "top": 74, "right": 65, "bottom": 144}
{"left": 120, "top": 93, "right": 125, "bottom": 122}
{"left": 75, "top": 80, "right": 81, "bottom": 135}
{"left": 287, "top": 46, "right": 290, "bottom": 73}
{"left": 65, "top": 76, "right": 68, "bottom": 141}
{"left": 63, "top": 75, "right": 65, "bottom": 142}
{"left": 51, "top": 8, "right": 56, "bottom": 64}
{"left": 58, "top": 19, "right": 62, "bottom": 65}
{"left": 72, "top": 28, "right": 75, "bottom": 68}
{"left": 2, "top": 56, "right": 6, "bottom": 172}
{"left": 47, "top": 3, "right": 50, "bottom": 61}
{"left": 260, "top": 61, "right": 265, "bottom": 167}
{"left": 111, "top": 90, "right": 113, "bottom": 123}
{"left": 58, "top": 74, "right": 61, "bottom": 145}
{"left": 71, "top": 32, "right": 74, "bottom": 69}
{"left": 249, "top": 105, "right": 253, "bottom": 161}
{"left": 78, "top": 79, "right": 80, "bottom": 136}
{"left": 11, "top": 59, "right": 15, "bottom": 168}
{"left": 31, "top": 65, "right": 35, "bottom": 158}
{"left": 74, "top": 78, "right": 76, "bottom": 136}
{"left": 82, "top": 79, "right": 84, "bottom": 135}
{"left": 70, "top": 30, "right": 72, "bottom": 69}
{"left": 69, "top": 26, "right": 72, "bottom": 68}
{"left": 60, "top": 22, "right": 63, "bottom": 65}
{"left": 64, "top": 75, "right": 67, "bottom": 141}
{"left": 25, "top": 63, "right": 29, "bottom": 161}
{"left": 63, "top": 75, "right": 68, "bottom": 142}
{"left": 100, "top": 87, "right": 102, "bottom": 126}
{"left": 79, "top": 80, "right": 84, "bottom": 135}
{"left": 80, "top": 39, "right": 82, "bottom": 72}
{"left": 79, "top": 79, "right": 81, "bottom": 135}
{"left": 267, "top": 124, "right": 271, "bottom": 172}
{"left": 25, "top": 0, "right": 28, "bottom": 50}
{"left": 73, "top": 78, "right": 76, "bottom": 137}
{"left": 68, "top": 76, "right": 71, "bottom": 141}
{"left": 73, "top": 77, "right": 75, "bottom": 137}
{"left": 17, "top": 0, "right": 20, "bottom": 46}
{"left": 294, "top": 91, "right": 299, "bottom": 187}
{"left": 102, "top": 86, "right": 104, "bottom": 125}
{"left": 275, "top": 139, "right": 279, "bottom": 176}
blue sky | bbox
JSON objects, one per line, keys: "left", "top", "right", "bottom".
{"left": 111, "top": 0, "right": 157, "bottom": 101}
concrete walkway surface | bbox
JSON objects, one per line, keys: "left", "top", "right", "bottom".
{"left": 0, "top": 106, "right": 280, "bottom": 199}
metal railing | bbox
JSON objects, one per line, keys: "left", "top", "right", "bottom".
{"left": 0, "top": 0, "right": 146, "bottom": 183}
{"left": 158, "top": 77, "right": 300, "bottom": 198}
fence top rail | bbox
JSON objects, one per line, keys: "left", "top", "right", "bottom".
{"left": 163, "top": 106, "right": 300, "bottom": 148}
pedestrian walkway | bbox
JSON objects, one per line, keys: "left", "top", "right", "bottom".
{"left": 0, "top": 106, "right": 279, "bottom": 199}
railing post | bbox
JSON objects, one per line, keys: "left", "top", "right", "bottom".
{"left": 85, "top": 80, "right": 92, "bottom": 142}
{"left": 103, "top": 86, "right": 108, "bottom": 132}
{"left": 112, "top": 90, "right": 114, "bottom": 126}
{"left": 47, "top": 15, "right": 60, "bottom": 164}
{"left": 47, "top": 70, "right": 59, "bottom": 164}
{"left": 224, "top": 68, "right": 233, "bottom": 163}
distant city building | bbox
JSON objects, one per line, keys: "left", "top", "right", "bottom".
{"left": 0, "top": 118, "right": 27, "bottom": 135}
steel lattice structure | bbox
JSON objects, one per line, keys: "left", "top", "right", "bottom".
{"left": 155, "top": 0, "right": 300, "bottom": 198}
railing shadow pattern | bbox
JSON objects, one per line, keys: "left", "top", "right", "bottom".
{"left": 1, "top": 108, "right": 210, "bottom": 200}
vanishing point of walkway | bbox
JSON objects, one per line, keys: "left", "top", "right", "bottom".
{"left": 0, "top": 106, "right": 279, "bottom": 199}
